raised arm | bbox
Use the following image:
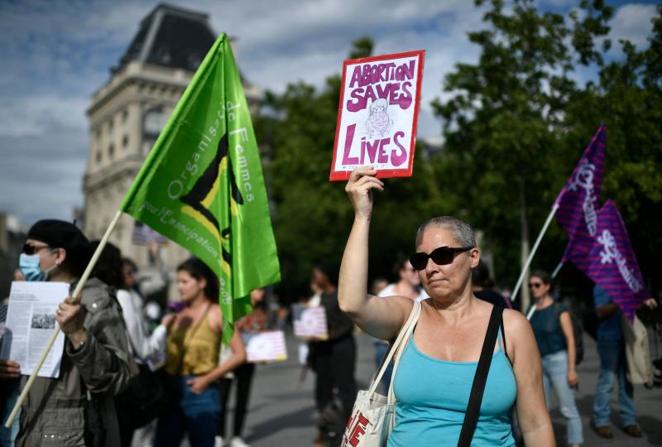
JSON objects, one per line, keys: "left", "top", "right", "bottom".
{"left": 338, "top": 167, "right": 411, "bottom": 340}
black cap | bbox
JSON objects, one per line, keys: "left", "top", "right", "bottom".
{"left": 27, "top": 219, "right": 91, "bottom": 275}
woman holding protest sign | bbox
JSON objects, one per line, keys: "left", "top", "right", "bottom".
{"left": 0, "top": 219, "right": 134, "bottom": 446}
{"left": 338, "top": 167, "right": 554, "bottom": 446}
{"left": 154, "top": 257, "right": 246, "bottom": 447}
{"left": 528, "top": 270, "right": 583, "bottom": 446}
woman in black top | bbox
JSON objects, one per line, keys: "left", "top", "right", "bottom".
{"left": 529, "top": 270, "right": 583, "bottom": 447}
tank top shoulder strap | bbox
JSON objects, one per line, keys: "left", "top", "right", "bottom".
{"left": 497, "top": 317, "right": 512, "bottom": 365}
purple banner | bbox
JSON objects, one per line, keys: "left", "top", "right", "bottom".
{"left": 566, "top": 200, "right": 648, "bottom": 321}
{"left": 554, "top": 125, "right": 606, "bottom": 260}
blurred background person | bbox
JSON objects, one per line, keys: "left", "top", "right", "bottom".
{"left": 307, "top": 264, "right": 357, "bottom": 447}
{"left": 592, "top": 284, "right": 641, "bottom": 439}
{"left": 216, "top": 288, "right": 268, "bottom": 447}
{"left": 90, "top": 241, "right": 171, "bottom": 447}
{"left": 370, "top": 276, "right": 389, "bottom": 297}
{"left": 154, "top": 258, "right": 245, "bottom": 447}
{"left": 472, "top": 260, "right": 513, "bottom": 309}
{"left": 528, "top": 270, "right": 583, "bottom": 447}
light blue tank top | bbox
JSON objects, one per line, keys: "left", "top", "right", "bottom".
{"left": 388, "top": 329, "right": 517, "bottom": 447}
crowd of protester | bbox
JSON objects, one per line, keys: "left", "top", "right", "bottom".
{"left": 0, "top": 214, "right": 660, "bottom": 447}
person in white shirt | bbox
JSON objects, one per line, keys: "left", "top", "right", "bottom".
{"left": 117, "top": 258, "right": 167, "bottom": 368}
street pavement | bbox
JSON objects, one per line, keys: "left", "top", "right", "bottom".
{"left": 225, "top": 328, "right": 662, "bottom": 447}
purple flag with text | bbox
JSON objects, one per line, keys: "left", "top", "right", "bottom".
{"left": 554, "top": 125, "right": 606, "bottom": 260}
{"left": 566, "top": 200, "right": 648, "bottom": 321}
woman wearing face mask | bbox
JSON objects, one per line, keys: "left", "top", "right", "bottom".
{"left": 528, "top": 270, "right": 583, "bottom": 447}
{"left": 338, "top": 167, "right": 554, "bottom": 446}
{"left": 0, "top": 219, "right": 134, "bottom": 446}
{"left": 154, "top": 258, "right": 246, "bottom": 447}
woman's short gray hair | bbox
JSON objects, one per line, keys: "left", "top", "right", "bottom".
{"left": 415, "top": 216, "right": 476, "bottom": 248}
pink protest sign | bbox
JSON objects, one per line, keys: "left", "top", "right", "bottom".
{"left": 329, "top": 50, "right": 425, "bottom": 181}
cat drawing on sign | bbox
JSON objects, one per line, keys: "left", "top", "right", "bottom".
{"left": 365, "top": 98, "right": 392, "bottom": 139}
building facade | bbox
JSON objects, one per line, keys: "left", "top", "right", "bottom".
{"left": 83, "top": 4, "right": 261, "bottom": 283}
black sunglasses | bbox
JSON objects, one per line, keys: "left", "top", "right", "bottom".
{"left": 529, "top": 282, "right": 543, "bottom": 289}
{"left": 22, "top": 243, "right": 52, "bottom": 255}
{"left": 409, "top": 246, "right": 473, "bottom": 271}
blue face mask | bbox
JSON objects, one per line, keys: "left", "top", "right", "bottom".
{"left": 19, "top": 254, "right": 47, "bottom": 281}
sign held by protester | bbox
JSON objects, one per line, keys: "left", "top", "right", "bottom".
{"left": 244, "top": 330, "right": 288, "bottom": 363}
{"left": 292, "top": 304, "right": 328, "bottom": 339}
{"left": 330, "top": 50, "right": 425, "bottom": 181}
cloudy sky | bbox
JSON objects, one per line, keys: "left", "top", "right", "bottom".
{"left": 0, "top": 0, "right": 657, "bottom": 227}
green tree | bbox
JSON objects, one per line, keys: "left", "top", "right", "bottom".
{"left": 564, "top": 5, "right": 662, "bottom": 289}
{"left": 434, "top": 0, "right": 662, "bottom": 297}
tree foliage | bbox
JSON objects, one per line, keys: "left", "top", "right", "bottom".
{"left": 256, "top": 3, "right": 662, "bottom": 301}
{"left": 434, "top": 0, "right": 662, "bottom": 293}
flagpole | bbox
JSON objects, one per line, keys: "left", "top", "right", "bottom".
{"left": 551, "top": 260, "right": 564, "bottom": 279}
{"left": 511, "top": 202, "right": 560, "bottom": 303}
{"left": 4, "top": 210, "right": 123, "bottom": 428}
{"left": 526, "top": 305, "right": 537, "bottom": 320}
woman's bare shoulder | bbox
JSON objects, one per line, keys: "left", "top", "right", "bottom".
{"left": 209, "top": 302, "right": 223, "bottom": 331}
{"left": 502, "top": 309, "right": 534, "bottom": 339}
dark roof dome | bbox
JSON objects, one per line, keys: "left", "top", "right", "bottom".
{"left": 114, "top": 3, "right": 216, "bottom": 73}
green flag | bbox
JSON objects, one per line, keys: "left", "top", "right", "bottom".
{"left": 120, "top": 34, "right": 280, "bottom": 340}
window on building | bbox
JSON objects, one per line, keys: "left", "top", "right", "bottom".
{"left": 122, "top": 135, "right": 129, "bottom": 149}
{"left": 108, "top": 143, "right": 115, "bottom": 159}
{"left": 96, "top": 148, "right": 102, "bottom": 164}
{"left": 122, "top": 109, "right": 129, "bottom": 123}
{"left": 142, "top": 106, "right": 167, "bottom": 139}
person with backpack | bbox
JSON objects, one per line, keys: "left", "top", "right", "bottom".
{"left": 528, "top": 270, "right": 583, "bottom": 447}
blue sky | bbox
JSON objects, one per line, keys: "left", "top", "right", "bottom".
{"left": 0, "top": 0, "right": 658, "bottom": 226}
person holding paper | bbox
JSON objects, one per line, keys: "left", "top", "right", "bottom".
{"left": 307, "top": 263, "right": 357, "bottom": 446}
{"left": 154, "top": 258, "right": 246, "bottom": 447}
{"left": 338, "top": 167, "right": 554, "bottom": 446}
{"left": 0, "top": 219, "right": 134, "bottom": 446}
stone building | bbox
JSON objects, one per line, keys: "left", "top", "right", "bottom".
{"left": 82, "top": 4, "right": 261, "bottom": 289}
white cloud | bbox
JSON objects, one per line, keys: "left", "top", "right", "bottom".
{"left": 0, "top": 0, "right": 656, "bottom": 225}
{"left": 609, "top": 3, "right": 657, "bottom": 49}
{"left": 0, "top": 96, "right": 88, "bottom": 137}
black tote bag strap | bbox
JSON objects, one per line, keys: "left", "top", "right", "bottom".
{"left": 457, "top": 305, "right": 504, "bottom": 447}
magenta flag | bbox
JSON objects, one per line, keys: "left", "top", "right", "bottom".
{"left": 566, "top": 200, "right": 648, "bottom": 321}
{"left": 554, "top": 125, "right": 606, "bottom": 260}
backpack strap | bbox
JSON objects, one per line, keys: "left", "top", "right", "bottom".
{"left": 457, "top": 305, "right": 504, "bottom": 447}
